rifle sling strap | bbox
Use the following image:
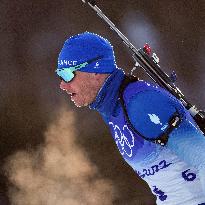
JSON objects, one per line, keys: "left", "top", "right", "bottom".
{"left": 118, "top": 75, "right": 182, "bottom": 146}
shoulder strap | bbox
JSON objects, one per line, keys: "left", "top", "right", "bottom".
{"left": 119, "top": 75, "right": 182, "bottom": 146}
{"left": 119, "top": 75, "right": 139, "bottom": 93}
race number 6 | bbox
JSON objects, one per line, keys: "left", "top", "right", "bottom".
{"left": 182, "top": 169, "right": 196, "bottom": 181}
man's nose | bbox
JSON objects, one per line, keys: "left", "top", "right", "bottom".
{"left": 60, "top": 80, "right": 70, "bottom": 91}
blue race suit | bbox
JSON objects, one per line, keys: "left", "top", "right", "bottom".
{"left": 90, "top": 69, "right": 205, "bottom": 205}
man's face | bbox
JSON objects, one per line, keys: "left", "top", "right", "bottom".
{"left": 60, "top": 71, "right": 108, "bottom": 107}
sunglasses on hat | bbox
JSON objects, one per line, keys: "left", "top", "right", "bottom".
{"left": 56, "top": 56, "right": 103, "bottom": 82}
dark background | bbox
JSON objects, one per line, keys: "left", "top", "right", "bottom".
{"left": 0, "top": 0, "right": 204, "bottom": 204}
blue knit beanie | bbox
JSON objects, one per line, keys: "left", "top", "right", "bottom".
{"left": 57, "top": 32, "right": 117, "bottom": 73}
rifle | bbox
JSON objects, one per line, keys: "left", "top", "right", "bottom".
{"left": 81, "top": 0, "right": 205, "bottom": 135}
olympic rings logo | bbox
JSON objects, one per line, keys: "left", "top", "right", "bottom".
{"left": 109, "top": 122, "right": 135, "bottom": 157}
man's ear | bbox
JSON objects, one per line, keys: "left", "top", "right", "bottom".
{"left": 92, "top": 73, "right": 109, "bottom": 82}
{"left": 93, "top": 73, "right": 101, "bottom": 79}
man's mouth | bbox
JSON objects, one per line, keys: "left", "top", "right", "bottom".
{"left": 70, "top": 93, "right": 76, "bottom": 97}
{"left": 70, "top": 93, "right": 77, "bottom": 102}
{"left": 66, "top": 91, "right": 76, "bottom": 97}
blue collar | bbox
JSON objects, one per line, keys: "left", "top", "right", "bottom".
{"left": 89, "top": 69, "right": 125, "bottom": 121}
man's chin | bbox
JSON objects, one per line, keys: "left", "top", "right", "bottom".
{"left": 71, "top": 96, "right": 90, "bottom": 107}
{"left": 73, "top": 101, "right": 89, "bottom": 108}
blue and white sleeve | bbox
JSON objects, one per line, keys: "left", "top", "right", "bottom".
{"left": 126, "top": 84, "right": 205, "bottom": 191}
